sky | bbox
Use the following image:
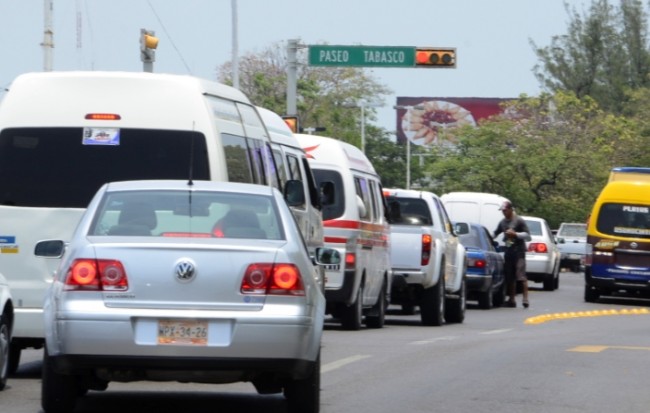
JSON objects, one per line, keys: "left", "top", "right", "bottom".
{"left": 0, "top": 0, "right": 589, "bottom": 134}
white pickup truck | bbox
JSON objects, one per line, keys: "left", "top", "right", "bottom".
{"left": 556, "top": 222, "right": 587, "bottom": 272}
{"left": 384, "top": 188, "right": 467, "bottom": 326}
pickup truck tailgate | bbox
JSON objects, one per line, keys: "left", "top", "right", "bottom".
{"left": 390, "top": 225, "right": 427, "bottom": 269}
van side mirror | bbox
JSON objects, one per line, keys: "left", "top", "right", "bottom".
{"left": 283, "top": 179, "right": 305, "bottom": 207}
{"left": 319, "top": 181, "right": 335, "bottom": 206}
{"left": 34, "top": 240, "right": 65, "bottom": 258}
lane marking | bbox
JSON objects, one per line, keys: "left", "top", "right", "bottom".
{"left": 322, "top": 354, "right": 371, "bottom": 373}
{"left": 480, "top": 328, "right": 513, "bottom": 335}
{"left": 525, "top": 308, "right": 650, "bottom": 325}
{"left": 410, "top": 336, "right": 458, "bottom": 345}
{"left": 568, "top": 345, "right": 650, "bottom": 353}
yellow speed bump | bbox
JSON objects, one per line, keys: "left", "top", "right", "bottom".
{"left": 525, "top": 308, "right": 650, "bottom": 325}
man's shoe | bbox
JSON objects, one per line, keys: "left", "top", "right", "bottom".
{"left": 505, "top": 301, "right": 516, "bottom": 308}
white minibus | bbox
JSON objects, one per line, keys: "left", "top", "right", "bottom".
{"left": 0, "top": 71, "right": 282, "bottom": 371}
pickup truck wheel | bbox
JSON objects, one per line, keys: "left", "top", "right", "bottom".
{"left": 445, "top": 277, "right": 466, "bottom": 324}
{"left": 8, "top": 342, "right": 20, "bottom": 375}
{"left": 584, "top": 285, "right": 600, "bottom": 303}
{"left": 365, "top": 281, "right": 386, "bottom": 329}
{"left": 478, "top": 283, "right": 493, "bottom": 310}
{"left": 420, "top": 275, "right": 444, "bottom": 326}
{"left": 543, "top": 273, "right": 555, "bottom": 291}
{"left": 340, "top": 285, "right": 363, "bottom": 331}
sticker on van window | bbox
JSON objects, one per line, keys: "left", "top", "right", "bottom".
{"left": 0, "top": 235, "right": 18, "bottom": 253}
{"left": 83, "top": 127, "right": 120, "bottom": 145}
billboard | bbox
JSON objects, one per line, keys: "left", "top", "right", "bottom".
{"left": 395, "top": 97, "right": 512, "bottom": 146}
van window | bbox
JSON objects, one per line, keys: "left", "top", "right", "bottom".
{"left": 287, "top": 155, "right": 302, "bottom": 180}
{"left": 0, "top": 127, "right": 210, "bottom": 208}
{"left": 369, "top": 180, "right": 381, "bottom": 223}
{"left": 271, "top": 146, "right": 287, "bottom": 185}
{"left": 312, "top": 169, "right": 344, "bottom": 221}
{"left": 354, "top": 176, "right": 372, "bottom": 221}
{"left": 597, "top": 203, "right": 650, "bottom": 239}
{"left": 222, "top": 133, "right": 256, "bottom": 184}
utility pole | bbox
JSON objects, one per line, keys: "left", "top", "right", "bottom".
{"left": 231, "top": 0, "right": 239, "bottom": 89}
{"left": 42, "top": 0, "right": 54, "bottom": 71}
{"left": 286, "top": 39, "right": 299, "bottom": 116}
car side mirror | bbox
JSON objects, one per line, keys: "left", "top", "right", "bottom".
{"left": 34, "top": 240, "right": 65, "bottom": 258}
{"left": 313, "top": 247, "right": 341, "bottom": 266}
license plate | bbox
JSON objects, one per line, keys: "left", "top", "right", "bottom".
{"left": 158, "top": 319, "right": 208, "bottom": 346}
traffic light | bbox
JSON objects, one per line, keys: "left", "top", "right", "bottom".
{"left": 140, "top": 29, "right": 159, "bottom": 63}
{"left": 415, "top": 48, "right": 456, "bottom": 68}
{"left": 282, "top": 116, "right": 299, "bottom": 133}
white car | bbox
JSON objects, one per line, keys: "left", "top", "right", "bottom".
{"left": 37, "top": 180, "right": 338, "bottom": 413}
{"left": 522, "top": 216, "right": 561, "bottom": 291}
{"left": 0, "top": 273, "right": 13, "bottom": 390}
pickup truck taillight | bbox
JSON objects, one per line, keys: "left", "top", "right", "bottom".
{"left": 528, "top": 243, "right": 548, "bottom": 253}
{"left": 422, "top": 234, "right": 432, "bottom": 266}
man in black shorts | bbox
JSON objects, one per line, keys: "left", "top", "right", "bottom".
{"left": 494, "top": 201, "right": 531, "bottom": 308}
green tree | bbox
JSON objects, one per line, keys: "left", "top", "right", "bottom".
{"left": 532, "top": 0, "right": 650, "bottom": 114}
{"left": 217, "top": 41, "right": 391, "bottom": 148}
{"left": 425, "top": 92, "right": 632, "bottom": 228}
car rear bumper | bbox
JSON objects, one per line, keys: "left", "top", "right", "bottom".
{"left": 466, "top": 273, "right": 492, "bottom": 292}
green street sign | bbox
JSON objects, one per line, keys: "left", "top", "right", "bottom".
{"left": 308, "top": 45, "right": 415, "bottom": 67}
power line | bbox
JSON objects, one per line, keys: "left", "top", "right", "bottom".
{"left": 146, "top": 0, "right": 192, "bottom": 74}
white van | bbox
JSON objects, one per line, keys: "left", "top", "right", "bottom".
{"left": 440, "top": 192, "right": 511, "bottom": 241}
{"left": 0, "top": 71, "right": 283, "bottom": 371}
{"left": 294, "top": 134, "right": 391, "bottom": 330}
{"left": 257, "top": 107, "right": 323, "bottom": 252}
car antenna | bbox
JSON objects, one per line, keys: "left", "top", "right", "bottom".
{"left": 187, "top": 121, "right": 195, "bottom": 187}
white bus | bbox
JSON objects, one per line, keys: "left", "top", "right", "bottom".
{"left": 0, "top": 71, "right": 281, "bottom": 371}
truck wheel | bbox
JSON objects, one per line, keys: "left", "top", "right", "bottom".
{"left": 340, "top": 285, "right": 363, "bottom": 331}
{"left": 584, "top": 285, "right": 600, "bottom": 303}
{"left": 42, "top": 348, "right": 79, "bottom": 413}
{"left": 365, "top": 281, "right": 386, "bottom": 329}
{"left": 420, "top": 274, "right": 444, "bottom": 326}
{"left": 445, "top": 277, "right": 466, "bottom": 324}
{"left": 478, "top": 283, "right": 493, "bottom": 310}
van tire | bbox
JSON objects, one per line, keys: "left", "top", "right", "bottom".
{"left": 584, "top": 285, "right": 600, "bottom": 303}
{"left": 365, "top": 280, "right": 386, "bottom": 329}
{"left": 420, "top": 269, "right": 444, "bottom": 326}
{"left": 341, "top": 285, "right": 363, "bottom": 331}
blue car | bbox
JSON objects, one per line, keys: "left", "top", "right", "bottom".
{"left": 454, "top": 222, "right": 506, "bottom": 309}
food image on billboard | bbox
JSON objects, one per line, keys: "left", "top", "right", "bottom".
{"left": 395, "top": 97, "right": 512, "bottom": 146}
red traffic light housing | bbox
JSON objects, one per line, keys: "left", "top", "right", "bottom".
{"left": 415, "top": 48, "right": 456, "bottom": 68}
{"left": 282, "top": 116, "right": 299, "bottom": 133}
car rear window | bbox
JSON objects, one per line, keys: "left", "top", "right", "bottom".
{"left": 385, "top": 197, "right": 433, "bottom": 226}
{"left": 89, "top": 190, "right": 283, "bottom": 240}
{"left": 525, "top": 219, "right": 543, "bottom": 236}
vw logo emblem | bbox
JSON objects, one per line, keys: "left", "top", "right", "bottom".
{"left": 631, "top": 242, "right": 638, "bottom": 249}
{"left": 175, "top": 260, "right": 196, "bottom": 282}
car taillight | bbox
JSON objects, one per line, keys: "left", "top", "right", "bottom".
{"left": 528, "top": 243, "right": 548, "bottom": 253}
{"left": 421, "top": 234, "right": 432, "bottom": 266}
{"left": 345, "top": 253, "right": 356, "bottom": 270}
{"left": 468, "top": 258, "right": 486, "bottom": 268}
{"left": 65, "top": 259, "right": 128, "bottom": 291}
{"left": 241, "top": 263, "right": 305, "bottom": 296}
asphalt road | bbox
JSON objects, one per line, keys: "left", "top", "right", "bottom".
{"left": 3, "top": 270, "right": 650, "bottom": 413}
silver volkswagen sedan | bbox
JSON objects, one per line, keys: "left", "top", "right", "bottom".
{"left": 37, "top": 180, "right": 336, "bottom": 413}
